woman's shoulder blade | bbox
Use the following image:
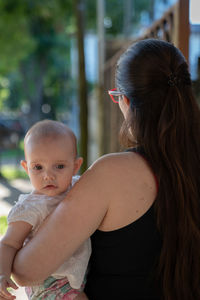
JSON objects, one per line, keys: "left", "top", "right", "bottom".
{"left": 89, "top": 151, "right": 150, "bottom": 177}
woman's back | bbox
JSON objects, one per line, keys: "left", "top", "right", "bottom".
{"left": 85, "top": 205, "right": 162, "bottom": 299}
{"left": 85, "top": 148, "right": 162, "bottom": 299}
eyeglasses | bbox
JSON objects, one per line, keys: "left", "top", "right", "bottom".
{"left": 108, "top": 88, "right": 123, "bottom": 103}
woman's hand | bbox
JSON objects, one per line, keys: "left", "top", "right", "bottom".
{"left": 0, "top": 275, "right": 18, "bottom": 300}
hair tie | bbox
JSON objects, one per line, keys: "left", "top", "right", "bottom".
{"left": 168, "top": 73, "right": 179, "bottom": 87}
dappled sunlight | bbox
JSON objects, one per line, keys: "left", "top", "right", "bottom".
{"left": 0, "top": 183, "right": 11, "bottom": 199}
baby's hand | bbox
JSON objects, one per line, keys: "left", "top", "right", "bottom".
{"left": 0, "top": 275, "right": 18, "bottom": 300}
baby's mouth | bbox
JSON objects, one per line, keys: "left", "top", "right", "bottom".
{"left": 44, "top": 184, "right": 57, "bottom": 189}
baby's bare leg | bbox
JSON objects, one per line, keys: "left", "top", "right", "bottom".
{"left": 75, "top": 292, "right": 89, "bottom": 300}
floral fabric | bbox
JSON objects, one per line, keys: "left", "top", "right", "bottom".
{"left": 25, "top": 276, "right": 84, "bottom": 300}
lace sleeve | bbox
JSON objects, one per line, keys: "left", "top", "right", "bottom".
{"left": 7, "top": 194, "right": 48, "bottom": 230}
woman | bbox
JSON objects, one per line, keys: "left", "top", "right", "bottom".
{"left": 11, "top": 39, "right": 200, "bottom": 300}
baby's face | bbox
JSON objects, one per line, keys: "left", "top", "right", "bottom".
{"left": 22, "top": 136, "right": 81, "bottom": 196}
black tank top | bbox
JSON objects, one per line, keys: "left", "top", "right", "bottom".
{"left": 84, "top": 148, "right": 162, "bottom": 299}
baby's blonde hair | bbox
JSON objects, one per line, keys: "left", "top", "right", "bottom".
{"left": 24, "top": 120, "right": 77, "bottom": 157}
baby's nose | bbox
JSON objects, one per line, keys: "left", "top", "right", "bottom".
{"left": 44, "top": 171, "right": 55, "bottom": 180}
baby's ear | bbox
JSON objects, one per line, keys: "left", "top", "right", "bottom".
{"left": 73, "top": 157, "right": 83, "bottom": 175}
{"left": 20, "top": 160, "right": 28, "bottom": 175}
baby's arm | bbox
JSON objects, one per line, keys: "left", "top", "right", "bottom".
{"left": 0, "top": 221, "right": 32, "bottom": 299}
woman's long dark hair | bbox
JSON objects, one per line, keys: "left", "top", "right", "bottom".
{"left": 116, "top": 39, "right": 200, "bottom": 300}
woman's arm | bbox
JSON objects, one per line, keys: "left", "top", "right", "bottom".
{"left": 12, "top": 156, "right": 112, "bottom": 286}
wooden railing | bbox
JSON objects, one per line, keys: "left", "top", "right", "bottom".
{"left": 142, "top": 0, "right": 189, "bottom": 62}
{"left": 142, "top": 5, "right": 175, "bottom": 42}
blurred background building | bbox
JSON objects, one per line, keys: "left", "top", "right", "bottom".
{"left": 0, "top": 0, "right": 199, "bottom": 175}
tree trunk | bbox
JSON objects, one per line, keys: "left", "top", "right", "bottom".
{"left": 20, "top": 56, "right": 46, "bottom": 128}
{"left": 74, "top": 0, "right": 88, "bottom": 173}
{"left": 97, "top": 0, "right": 106, "bottom": 156}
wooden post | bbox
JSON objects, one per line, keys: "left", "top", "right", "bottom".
{"left": 97, "top": 0, "right": 105, "bottom": 155}
{"left": 75, "top": 0, "right": 88, "bottom": 173}
{"left": 178, "top": 0, "right": 190, "bottom": 62}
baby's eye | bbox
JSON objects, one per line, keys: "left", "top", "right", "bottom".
{"left": 56, "top": 164, "right": 65, "bottom": 169}
{"left": 33, "top": 165, "right": 42, "bottom": 170}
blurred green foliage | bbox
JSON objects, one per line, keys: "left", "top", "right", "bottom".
{"left": 1, "top": 166, "right": 28, "bottom": 180}
{"left": 0, "top": 0, "right": 160, "bottom": 123}
{"left": 0, "top": 216, "right": 7, "bottom": 235}
{"left": 105, "top": 0, "right": 151, "bottom": 36}
{"left": 0, "top": 0, "right": 76, "bottom": 123}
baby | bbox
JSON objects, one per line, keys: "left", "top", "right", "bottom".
{"left": 0, "top": 120, "right": 91, "bottom": 300}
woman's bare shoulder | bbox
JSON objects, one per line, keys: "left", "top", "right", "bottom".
{"left": 88, "top": 151, "right": 157, "bottom": 231}
{"left": 88, "top": 151, "right": 150, "bottom": 176}
{"left": 89, "top": 151, "right": 157, "bottom": 202}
